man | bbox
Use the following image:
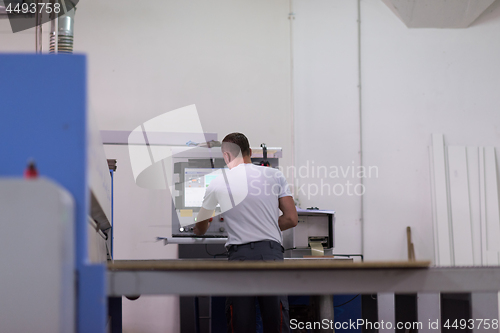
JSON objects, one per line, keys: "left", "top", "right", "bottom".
{"left": 193, "top": 132, "right": 298, "bottom": 333}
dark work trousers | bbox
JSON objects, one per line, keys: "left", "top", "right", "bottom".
{"left": 225, "top": 240, "right": 290, "bottom": 333}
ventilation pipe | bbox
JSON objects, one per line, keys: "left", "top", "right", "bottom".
{"left": 50, "top": 4, "right": 76, "bottom": 54}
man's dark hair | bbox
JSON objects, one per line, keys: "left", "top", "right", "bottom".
{"left": 222, "top": 132, "right": 251, "bottom": 157}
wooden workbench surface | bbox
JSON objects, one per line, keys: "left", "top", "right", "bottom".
{"left": 108, "top": 259, "right": 431, "bottom": 271}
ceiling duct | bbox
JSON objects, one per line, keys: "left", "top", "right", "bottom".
{"left": 50, "top": 6, "right": 75, "bottom": 54}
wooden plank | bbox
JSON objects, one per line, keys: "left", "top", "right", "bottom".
{"left": 407, "top": 226, "right": 413, "bottom": 261}
{"left": 108, "top": 259, "right": 431, "bottom": 271}
{"left": 484, "top": 147, "right": 500, "bottom": 265}
{"left": 448, "top": 146, "right": 474, "bottom": 266}
{"left": 432, "top": 134, "right": 453, "bottom": 265}
{"left": 107, "top": 267, "right": 500, "bottom": 296}
{"left": 467, "top": 147, "right": 483, "bottom": 266}
{"left": 479, "top": 148, "right": 488, "bottom": 265}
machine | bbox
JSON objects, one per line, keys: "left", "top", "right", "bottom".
{"left": 165, "top": 144, "right": 285, "bottom": 333}
{"left": 0, "top": 54, "right": 113, "bottom": 333}
{"left": 283, "top": 208, "right": 336, "bottom": 258}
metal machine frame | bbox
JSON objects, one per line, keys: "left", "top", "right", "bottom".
{"left": 283, "top": 209, "right": 336, "bottom": 258}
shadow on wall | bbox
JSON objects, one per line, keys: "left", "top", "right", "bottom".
{"left": 471, "top": 0, "right": 500, "bottom": 26}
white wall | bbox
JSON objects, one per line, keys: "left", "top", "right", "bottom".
{"left": 80, "top": 1, "right": 292, "bottom": 332}
{"left": 75, "top": 0, "right": 292, "bottom": 167}
{"left": 1, "top": 1, "right": 291, "bottom": 332}
{"left": 292, "top": 0, "right": 500, "bottom": 261}
{"left": 361, "top": 0, "right": 500, "bottom": 261}
{"left": 292, "top": 0, "right": 363, "bottom": 255}
{"left": 0, "top": 17, "right": 51, "bottom": 51}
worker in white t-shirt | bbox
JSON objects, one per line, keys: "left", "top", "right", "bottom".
{"left": 193, "top": 132, "right": 298, "bottom": 333}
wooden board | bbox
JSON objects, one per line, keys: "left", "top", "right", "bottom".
{"left": 448, "top": 146, "right": 474, "bottom": 266}
{"left": 108, "top": 260, "right": 432, "bottom": 271}
{"left": 432, "top": 134, "right": 452, "bottom": 265}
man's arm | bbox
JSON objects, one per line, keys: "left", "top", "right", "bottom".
{"left": 278, "top": 196, "right": 298, "bottom": 231}
{"left": 193, "top": 207, "right": 214, "bottom": 236}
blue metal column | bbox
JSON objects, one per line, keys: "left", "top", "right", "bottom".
{"left": 110, "top": 169, "right": 114, "bottom": 259}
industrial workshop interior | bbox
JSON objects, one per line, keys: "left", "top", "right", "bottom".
{"left": 2, "top": 0, "right": 500, "bottom": 332}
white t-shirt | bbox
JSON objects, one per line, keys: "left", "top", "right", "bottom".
{"left": 201, "top": 163, "right": 292, "bottom": 247}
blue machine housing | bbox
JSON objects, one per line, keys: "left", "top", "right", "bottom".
{"left": 0, "top": 54, "right": 106, "bottom": 333}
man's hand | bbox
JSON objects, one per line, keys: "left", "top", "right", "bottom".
{"left": 193, "top": 207, "right": 214, "bottom": 236}
{"left": 278, "top": 196, "right": 298, "bottom": 231}
{"left": 193, "top": 219, "right": 210, "bottom": 236}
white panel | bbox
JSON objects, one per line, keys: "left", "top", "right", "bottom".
{"left": 417, "top": 293, "right": 441, "bottom": 333}
{"left": 0, "top": 179, "right": 75, "bottom": 333}
{"left": 480, "top": 148, "right": 488, "bottom": 265}
{"left": 448, "top": 146, "right": 474, "bottom": 266}
{"left": 467, "top": 147, "right": 483, "bottom": 266}
{"left": 429, "top": 147, "right": 440, "bottom": 265}
{"left": 432, "top": 134, "right": 452, "bottom": 265}
{"left": 486, "top": 251, "right": 500, "bottom": 266}
{"left": 378, "top": 293, "right": 395, "bottom": 333}
{"left": 484, "top": 147, "right": 500, "bottom": 265}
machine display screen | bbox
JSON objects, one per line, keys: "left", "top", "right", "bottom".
{"left": 183, "top": 168, "right": 221, "bottom": 207}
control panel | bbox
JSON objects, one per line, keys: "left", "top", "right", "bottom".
{"left": 170, "top": 146, "right": 283, "bottom": 239}
{"left": 171, "top": 157, "right": 229, "bottom": 238}
{"left": 173, "top": 212, "right": 227, "bottom": 237}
